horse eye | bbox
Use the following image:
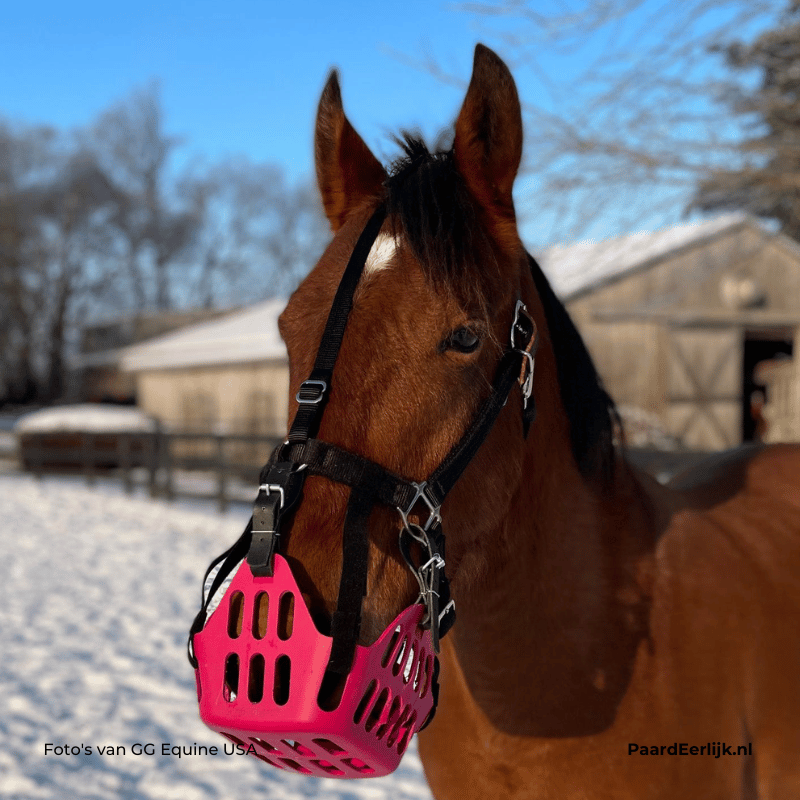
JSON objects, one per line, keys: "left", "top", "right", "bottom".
{"left": 446, "top": 327, "right": 481, "bottom": 354}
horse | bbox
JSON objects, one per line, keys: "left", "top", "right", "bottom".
{"left": 273, "top": 44, "right": 800, "bottom": 799}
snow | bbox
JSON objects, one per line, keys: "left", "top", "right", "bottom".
{"left": 120, "top": 298, "right": 287, "bottom": 372}
{"left": 537, "top": 213, "right": 749, "bottom": 300}
{"left": 14, "top": 405, "right": 157, "bottom": 435}
{"left": 0, "top": 475, "right": 432, "bottom": 800}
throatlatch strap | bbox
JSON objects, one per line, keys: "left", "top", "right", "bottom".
{"left": 426, "top": 349, "right": 524, "bottom": 504}
{"left": 287, "top": 204, "right": 387, "bottom": 444}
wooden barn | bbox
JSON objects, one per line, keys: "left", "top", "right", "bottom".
{"left": 539, "top": 213, "right": 800, "bottom": 450}
{"left": 119, "top": 214, "right": 800, "bottom": 454}
{"left": 119, "top": 299, "right": 289, "bottom": 436}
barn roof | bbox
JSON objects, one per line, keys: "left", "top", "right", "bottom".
{"left": 119, "top": 298, "right": 287, "bottom": 372}
{"left": 537, "top": 213, "right": 752, "bottom": 300}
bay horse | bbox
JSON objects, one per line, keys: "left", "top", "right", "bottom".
{"left": 275, "top": 44, "right": 800, "bottom": 799}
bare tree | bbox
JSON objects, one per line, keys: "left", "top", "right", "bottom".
{"left": 0, "top": 86, "right": 328, "bottom": 405}
{"left": 89, "top": 83, "right": 200, "bottom": 311}
{"left": 695, "top": 8, "right": 800, "bottom": 240}
{"left": 179, "top": 159, "right": 329, "bottom": 307}
{"left": 0, "top": 123, "right": 123, "bottom": 403}
{"left": 408, "top": 0, "right": 791, "bottom": 244}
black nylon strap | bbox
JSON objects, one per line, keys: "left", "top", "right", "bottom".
{"left": 248, "top": 461, "right": 306, "bottom": 577}
{"left": 187, "top": 520, "right": 253, "bottom": 668}
{"left": 266, "top": 439, "right": 417, "bottom": 510}
{"left": 326, "top": 487, "right": 375, "bottom": 675}
{"left": 426, "top": 349, "right": 526, "bottom": 505}
{"left": 287, "top": 204, "right": 387, "bottom": 444}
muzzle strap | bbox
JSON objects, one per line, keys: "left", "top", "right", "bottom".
{"left": 327, "top": 486, "right": 376, "bottom": 675}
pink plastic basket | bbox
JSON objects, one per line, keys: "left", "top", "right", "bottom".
{"left": 193, "top": 554, "right": 436, "bottom": 778}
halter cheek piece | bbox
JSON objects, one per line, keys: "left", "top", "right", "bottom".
{"left": 187, "top": 203, "right": 538, "bottom": 777}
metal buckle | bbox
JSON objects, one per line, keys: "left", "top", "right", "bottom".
{"left": 510, "top": 299, "right": 531, "bottom": 351}
{"left": 510, "top": 299, "right": 536, "bottom": 408}
{"left": 519, "top": 350, "right": 535, "bottom": 407}
{"left": 439, "top": 599, "right": 455, "bottom": 624}
{"left": 252, "top": 484, "right": 284, "bottom": 533}
{"left": 419, "top": 554, "right": 445, "bottom": 573}
{"left": 396, "top": 481, "right": 442, "bottom": 532}
{"left": 259, "top": 483, "right": 284, "bottom": 507}
{"left": 295, "top": 379, "right": 327, "bottom": 405}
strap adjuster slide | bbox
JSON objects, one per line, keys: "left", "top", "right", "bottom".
{"left": 296, "top": 379, "right": 327, "bottom": 405}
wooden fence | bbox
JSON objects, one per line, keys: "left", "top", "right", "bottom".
{"left": 18, "top": 429, "right": 283, "bottom": 511}
{"left": 16, "top": 430, "right": 724, "bottom": 511}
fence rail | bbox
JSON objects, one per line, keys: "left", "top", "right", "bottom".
{"left": 18, "top": 429, "right": 284, "bottom": 511}
{"left": 16, "top": 429, "right": 731, "bottom": 510}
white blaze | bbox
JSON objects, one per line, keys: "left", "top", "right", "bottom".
{"left": 363, "top": 232, "right": 398, "bottom": 276}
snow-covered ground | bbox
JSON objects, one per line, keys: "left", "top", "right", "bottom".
{"left": 0, "top": 475, "right": 432, "bottom": 800}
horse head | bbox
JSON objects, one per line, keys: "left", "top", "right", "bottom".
{"left": 278, "top": 44, "right": 561, "bottom": 643}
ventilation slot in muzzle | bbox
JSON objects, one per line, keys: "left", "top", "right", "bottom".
{"left": 273, "top": 655, "right": 291, "bottom": 705}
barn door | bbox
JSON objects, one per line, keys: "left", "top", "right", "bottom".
{"left": 665, "top": 327, "right": 742, "bottom": 450}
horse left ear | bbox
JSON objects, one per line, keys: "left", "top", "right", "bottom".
{"left": 315, "top": 70, "right": 387, "bottom": 232}
{"left": 454, "top": 44, "right": 522, "bottom": 217}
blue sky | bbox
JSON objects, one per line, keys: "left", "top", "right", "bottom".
{"left": 0, "top": 1, "right": 773, "bottom": 248}
{"left": 2, "top": 2, "right": 485, "bottom": 175}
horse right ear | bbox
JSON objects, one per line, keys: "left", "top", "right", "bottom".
{"left": 315, "top": 71, "right": 386, "bottom": 232}
{"left": 453, "top": 44, "right": 522, "bottom": 219}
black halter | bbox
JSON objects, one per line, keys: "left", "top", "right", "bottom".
{"left": 188, "top": 203, "right": 538, "bottom": 688}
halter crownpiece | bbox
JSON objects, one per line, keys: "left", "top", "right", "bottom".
{"left": 188, "top": 203, "right": 538, "bottom": 779}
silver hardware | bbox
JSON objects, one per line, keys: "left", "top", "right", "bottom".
{"left": 396, "top": 480, "right": 442, "bottom": 532}
{"left": 438, "top": 599, "right": 455, "bottom": 624}
{"left": 257, "top": 483, "right": 284, "bottom": 512}
{"left": 519, "top": 350, "right": 535, "bottom": 405}
{"left": 509, "top": 298, "right": 529, "bottom": 351}
{"left": 419, "top": 554, "right": 446, "bottom": 573}
{"left": 397, "top": 520, "right": 450, "bottom": 642}
{"left": 295, "top": 379, "right": 327, "bottom": 404}
{"left": 509, "top": 299, "right": 536, "bottom": 407}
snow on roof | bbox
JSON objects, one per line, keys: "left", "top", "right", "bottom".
{"left": 119, "top": 298, "right": 287, "bottom": 372}
{"left": 536, "top": 213, "right": 750, "bottom": 300}
{"left": 14, "top": 404, "right": 157, "bottom": 434}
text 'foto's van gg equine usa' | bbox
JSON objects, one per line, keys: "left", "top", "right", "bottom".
{"left": 188, "top": 44, "right": 800, "bottom": 800}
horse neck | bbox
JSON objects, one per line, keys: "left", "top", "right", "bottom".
{"left": 449, "top": 375, "right": 659, "bottom": 737}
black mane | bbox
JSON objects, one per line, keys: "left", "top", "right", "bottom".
{"left": 383, "top": 134, "right": 618, "bottom": 481}
{"left": 384, "top": 133, "right": 501, "bottom": 310}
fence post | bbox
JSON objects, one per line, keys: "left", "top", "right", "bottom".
{"left": 148, "top": 430, "right": 159, "bottom": 498}
{"left": 216, "top": 434, "right": 228, "bottom": 513}
{"left": 33, "top": 434, "right": 43, "bottom": 481}
{"left": 83, "top": 432, "right": 96, "bottom": 487}
{"left": 120, "top": 433, "right": 133, "bottom": 495}
{"left": 161, "top": 427, "right": 174, "bottom": 502}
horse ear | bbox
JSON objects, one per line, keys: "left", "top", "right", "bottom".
{"left": 454, "top": 45, "right": 522, "bottom": 217}
{"left": 315, "top": 71, "right": 387, "bottom": 232}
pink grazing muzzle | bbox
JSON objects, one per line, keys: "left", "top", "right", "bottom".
{"left": 193, "top": 554, "right": 436, "bottom": 778}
